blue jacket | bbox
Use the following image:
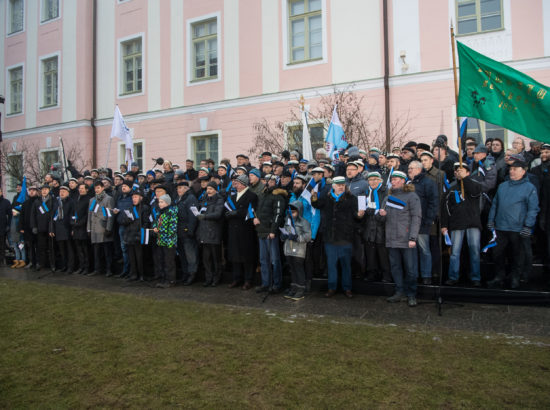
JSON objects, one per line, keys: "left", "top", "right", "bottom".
{"left": 290, "top": 191, "right": 321, "bottom": 240}
{"left": 488, "top": 176, "right": 539, "bottom": 232}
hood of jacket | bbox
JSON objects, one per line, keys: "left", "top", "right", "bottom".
{"left": 289, "top": 200, "right": 303, "bottom": 218}
{"left": 389, "top": 184, "right": 415, "bottom": 195}
{"left": 272, "top": 188, "right": 289, "bottom": 198}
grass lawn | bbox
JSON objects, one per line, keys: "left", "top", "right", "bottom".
{"left": 1, "top": 279, "right": 549, "bottom": 408}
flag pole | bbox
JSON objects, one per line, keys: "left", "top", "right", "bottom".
{"left": 450, "top": 22, "right": 465, "bottom": 197}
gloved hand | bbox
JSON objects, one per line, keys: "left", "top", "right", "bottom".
{"left": 520, "top": 226, "right": 532, "bottom": 238}
{"left": 487, "top": 221, "right": 495, "bottom": 230}
{"left": 288, "top": 234, "right": 298, "bottom": 241}
{"left": 32, "top": 228, "right": 38, "bottom": 235}
{"left": 225, "top": 210, "right": 237, "bottom": 218}
{"left": 105, "top": 229, "right": 112, "bottom": 237}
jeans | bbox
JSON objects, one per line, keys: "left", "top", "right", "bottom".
{"left": 448, "top": 228, "right": 481, "bottom": 281}
{"left": 388, "top": 247, "right": 418, "bottom": 297}
{"left": 324, "top": 243, "right": 352, "bottom": 291}
{"left": 416, "top": 234, "right": 432, "bottom": 279}
{"left": 9, "top": 238, "right": 26, "bottom": 261}
{"left": 118, "top": 226, "right": 130, "bottom": 274}
{"left": 259, "top": 237, "right": 282, "bottom": 289}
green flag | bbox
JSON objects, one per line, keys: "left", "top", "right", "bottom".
{"left": 457, "top": 41, "right": 550, "bottom": 143}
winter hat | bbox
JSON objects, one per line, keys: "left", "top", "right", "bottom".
{"left": 347, "top": 146, "right": 360, "bottom": 158}
{"left": 248, "top": 169, "right": 261, "bottom": 179}
{"left": 473, "top": 144, "right": 488, "bottom": 154}
{"left": 390, "top": 171, "right": 407, "bottom": 180}
{"left": 369, "top": 153, "right": 380, "bottom": 161}
{"left": 367, "top": 172, "right": 382, "bottom": 179}
{"left": 207, "top": 181, "right": 218, "bottom": 190}
{"left": 236, "top": 174, "right": 249, "bottom": 186}
{"left": 311, "top": 167, "right": 325, "bottom": 174}
{"left": 420, "top": 151, "right": 434, "bottom": 159}
{"left": 332, "top": 176, "right": 346, "bottom": 184}
{"left": 417, "top": 143, "right": 431, "bottom": 152}
{"left": 146, "top": 170, "right": 156, "bottom": 178}
{"left": 159, "top": 194, "right": 171, "bottom": 206}
{"left": 59, "top": 185, "right": 70, "bottom": 192}
{"left": 122, "top": 180, "right": 133, "bottom": 189}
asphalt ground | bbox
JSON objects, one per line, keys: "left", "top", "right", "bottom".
{"left": 2, "top": 266, "right": 550, "bottom": 340}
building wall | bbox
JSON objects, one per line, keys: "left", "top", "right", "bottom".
{"left": 2, "top": 0, "right": 550, "bottom": 193}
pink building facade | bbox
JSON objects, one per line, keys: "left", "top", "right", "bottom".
{"left": 1, "top": 0, "right": 550, "bottom": 194}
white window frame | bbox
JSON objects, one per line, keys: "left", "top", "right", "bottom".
{"left": 118, "top": 138, "right": 145, "bottom": 170}
{"left": 5, "top": 63, "right": 24, "bottom": 117}
{"left": 39, "top": 147, "right": 60, "bottom": 176}
{"left": 38, "top": 52, "right": 60, "bottom": 111}
{"left": 40, "top": 0, "right": 61, "bottom": 25}
{"left": 282, "top": 0, "right": 327, "bottom": 70}
{"left": 187, "top": 130, "right": 222, "bottom": 165}
{"left": 186, "top": 13, "right": 222, "bottom": 87}
{"left": 117, "top": 33, "right": 145, "bottom": 98}
{"left": 284, "top": 118, "right": 325, "bottom": 150}
{"left": 6, "top": 0, "right": 25, "bottom": 37}
{"left": 6, "top": 152, "right": 24, "bottom": 194}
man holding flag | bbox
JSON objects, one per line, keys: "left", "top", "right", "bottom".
{"left": 325, "top": 105, "right": 348, "bottom": 163}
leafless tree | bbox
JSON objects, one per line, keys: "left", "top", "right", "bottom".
{"left": 249, "top": 85, "right": 413, "bottom": 158}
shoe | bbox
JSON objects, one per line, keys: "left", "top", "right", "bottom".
{"left": 116, "top": 272, "right": 127, "bottom": 278}
{"left": 387, "top": 293, "right": 406, "bottom": 303}
{"left": 422, "top": 278, "right": 432, "bottom": 285}
{"left": 203, "top": 281, "right": 212, "bottom": 287}
{"left": 325, "top": 289, "right": 336, "bottom": 298}
{"left": 87, "top": 271, "right": 99, "bottom": 276}
{"left": 17, "top": 260, "right": 26, "bottom": 268}
{"left": 156, "top": 282, "right": 170, "bottom": 289}
{"left": 241, "top": 282, "right": 252, "bottom": 290}
{"left": 228, "top": 281, "right": 240, "bottom": 289}
{"left": 363, "top": 275, "right": 376, "bottom": 282}
{"left": 211, "top": 281, "right": 219, "bottom": 287}
{"left": 126, "top": 275, "right": 138, "bottom": 281}
{"left": 269, "top": 287, "right": 281, "bottom": 294}
{"left": 472, "top": 280, "right": 481, "bottom": 287}
{"left": 407, "top": 296, "right": 417, "bottom": 307}
{"left": 10, "top": 261, "right": 18, "bottom": 268}
{"left": 60, "top": 267, "right": 67, "bottom": 273}
{"left": 34, "top": 265, "right": 42, "bottom": 272}
{"left": 291, "top": 286, "right": 305, "bottom": 301}
{"left": 445, "top": 279, "right": 458, "bottom": 286}
{"left": 74, "top": 268, "right": 82, "bottom": 275}
{"left": 66, "top": 270, "right": 74, "bottom": 275}
{"left": 284, "top": 284, "right": 297, "bottom": 299}
{"left": 183, "top": 275, "right": 196, "bottom": 286}
{"left": 24, "top": 263, "right": 34, "bottom": 270}
{"left": 105, "top": 271, "right": 114, "bottom": 278}
{"left": 305, "top": 280, "right": 311, "bottom": 293}
{"left": 510, "top": 276, "right": 520, "bottom": 290}
{"left": 255, "top": 286, "right": 269, "bottom": 293}
{"left": 345, "top": 290, "right": 353, "bottom": 299}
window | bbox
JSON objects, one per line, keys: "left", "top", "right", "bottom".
{"left": 466, "top": 118, "right": 506, "bottom": 144}
{"left": 41, "top": 0, "right": 59, "bottom": 22}
{"left": 6, "top": 154, "right": 23, "bottom": 192}
{"left": 288, "top": 123, "right": 324, "bottom": 153}
{"left": 41, "top": 56, "right": 58, "bottom": 108}
{"left": 41, "top": 149, "right": 59, "bottom": 176}
{"left": 8, "top": 66, "right": 23, "bottom": 115}
{"left": 121, "top": 38, "right": 142, "bottom": 94}
{"left": 288, "top": 0, "right": 322, "bottom": 63}
{"left": 119, "top": 141, "right": 143, "bottom": 171}
{"left": 8, "top": 0, "right": 24, "bottom": 34}
{"left": 457, "top": 0, "right": 503, "bottom": 35}
{"left": 193, "top": 135, "right": 218, "bottom": 165}
{"left": 191, "top": 19, "right": 218, "bottom": 81}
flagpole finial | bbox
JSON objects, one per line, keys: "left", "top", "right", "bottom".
{"left": 299, "top": 95, "right": 305, "bottom": 111}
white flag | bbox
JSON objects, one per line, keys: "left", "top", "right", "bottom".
{"left": 302, "top": 108, "right": 313, "bottom": 161}
{"left": 110, "top": 105, "right": 133, "bottom": 164}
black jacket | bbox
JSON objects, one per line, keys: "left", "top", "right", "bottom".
{"left": 410, "top": 171, "right": 439, "bottom": 234}
{"left": 196, "top": 193, "right": 224, "bottom": 244}
{"left": 255, "top": 187, "right": 287, "bottom": 238}
{"left": 312, "top": 189, "right": 359, "bottom": 245}
{"left": 361, "top": 186, "right": 387, "bottom": 244}
{"left": 175, "top": 191, "right": 199, "bottom": 238}
{"left": 19, "top": 196, "right": 36, "bottom": 241}
{"left": 225, "top": 188, "right": 259, "bottom": 264}
{"left": 72, "top": 193, "right": 93, "bottom": 240}
{"left": 31, "top": 196, "right": 54, "bottom": 233}
{"left": 51, "top": 197, "right": 75, "bottom": 241}
{"left": 0, "top": 196, "right": 12, "bottom": 235}
{"left": 440, "top": 176, "right": 483, "bottom": 231}
{"left": 118, "top": 202, "right": 151, "bottom": 245}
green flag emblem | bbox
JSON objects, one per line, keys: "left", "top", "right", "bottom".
{"left": 457, "top": 41, "right": 550, "bottom": 143}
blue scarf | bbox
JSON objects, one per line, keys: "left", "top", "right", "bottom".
{"left": 368, "top": 183, "right": 381, "bottom": 210}
{"left": 330, "top": 189, "right": 343, "bottom": 202}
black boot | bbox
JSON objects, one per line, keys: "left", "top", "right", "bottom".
{"left": 509, "top": 274, "right": 520, "bottom": 289}
{"left": 487, "top": 273, "right": 505, "bottom": 289}
{"left": 183, "top": 273, "right": 195, "bottom": 286}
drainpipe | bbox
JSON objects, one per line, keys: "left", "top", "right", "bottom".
{"left": 383, "top": 0, "right": 391, "bottom": 151}
{"left": 91, "top": 0, "right": 98, "bottom": 167}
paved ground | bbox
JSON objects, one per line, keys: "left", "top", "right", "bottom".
{"left": 2, "top": 267, "right": 550, "bottom": 339}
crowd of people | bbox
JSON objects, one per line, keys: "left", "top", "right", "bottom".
{"left": 1, "top": 133, "right": 548, "bottom": 306}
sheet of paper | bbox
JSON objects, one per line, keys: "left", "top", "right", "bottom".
{"left": 358, "top": 195, "right": 367, "bottom": 211}
{"left": 189, "top": 206, "right": 200, "bottom": 217}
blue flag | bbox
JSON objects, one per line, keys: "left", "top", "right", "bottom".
{"left": 14, "top": 176, "right": 27, "bottom": 211}
{"left": 325, "top": 105, "right": 347, "bottom": 162}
